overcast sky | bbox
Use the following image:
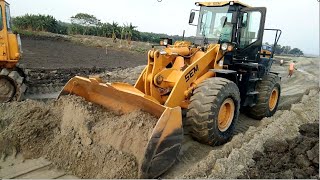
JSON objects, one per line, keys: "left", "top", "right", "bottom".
{"left": 7, "top": 0, "right": 320, "bottom": 55}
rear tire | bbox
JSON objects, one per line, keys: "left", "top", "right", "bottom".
{"left": 0, "top": 75, "right": 16, "bottom": 102}
{"left": 0, "top": 69, "right": 27, "bottom": 102}
{"left": 246, "top": 74, "right": 281, "bottom": 120}
{"left": 186, "top": 77, "right": 240, "bottom": 146}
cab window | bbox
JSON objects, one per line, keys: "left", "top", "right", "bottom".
{"left": 196, "top": 6, "right": 233, "bottom": 43}
{"left": 5, "top": 4, "right": 11, "bottom": 31}
{"left": 0, "top": 6, "right": 3, "bottom": 30}
{"left": 239, "top": 11, "right": 261, "bottom": 48}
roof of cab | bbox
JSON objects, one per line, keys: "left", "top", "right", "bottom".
{"left": 196, "top": 1, "right": 251, "bottom": 8}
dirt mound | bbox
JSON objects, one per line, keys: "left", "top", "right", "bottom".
{"left": 240, "top": 123, "right": 319, "bottom": 179}
{"left": 45, "top": 96, "right": 157, "bottom": 178}
{"left": 0, "top": 95, "right": 158, "bottom": 178}
{"left": 0, "top": 100, "right": 61, "bottom": 159}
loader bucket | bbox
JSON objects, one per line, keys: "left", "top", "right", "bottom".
{"left": 58, "top": 76, "right": 183, "bottom": 178}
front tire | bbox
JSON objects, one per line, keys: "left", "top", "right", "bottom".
{"left": 186, "top": 78, "right": 240, "bottom": 146}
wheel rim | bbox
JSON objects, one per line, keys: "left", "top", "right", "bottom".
{"left": 218, "top": 98, "right": 235, "bottom": 132}
{"left": 269, "top": 87, "right": 279, "bottom": 111}
{"left": 0, "top": 76, "right": 16, "bottom": 103}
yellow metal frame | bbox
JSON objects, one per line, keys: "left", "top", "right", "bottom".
{"left": 60, "top": 41, "right": 225, "bottom": 177}
{"left": 134, "top": 42, "right": 223, "bottom": 108}
{"left": 0, "top": 0, "right": 20, "bottom": 69}
{"left": 196, "top": 1, "right": 251, "bottom": 8}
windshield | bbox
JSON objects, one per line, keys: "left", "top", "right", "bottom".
{"left": 196, "top": 6, "right": 233, "bottom": 43}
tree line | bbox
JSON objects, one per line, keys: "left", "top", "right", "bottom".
{"left": 12, "top": 13, "right": 184, "bottom": 44}
{"left": 13, "top": 13, "right": 304, "bottom": 56}
{"left": 265, "top": 43, "right": 304, "bottom": 56}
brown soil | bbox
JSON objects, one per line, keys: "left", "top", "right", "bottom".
{"left": 173, "top": 89, "right": 319, "bottom": 179}
{"left": 20, "top": 35, "right": 148, "bottom": 98}
{"left": 21, "top": 37, "right": 147, "bottom": 69}
{"left": 0, "top": 100, "right": 61, "bottom": 159}
{"left": 0, "top": 95, "right": 157, "bottom": 178}
{"left": 239, "top": 123, "right": 319, "bottom": 179}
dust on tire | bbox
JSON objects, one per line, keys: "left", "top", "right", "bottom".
{"left": 186, "top": 77, "right": 240, "bottom": 146}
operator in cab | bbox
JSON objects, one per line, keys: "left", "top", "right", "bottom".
{"left": 214, "top": 16, "right": 232, "bottom": 42}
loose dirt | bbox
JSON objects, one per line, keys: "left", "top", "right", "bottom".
{"left": 166, "top": 88, "right": 319, "bottom": 179}
{"left": 239, "top": 123, "right": 319, "bottom": 179}
{"left": 0, "top": 96, "right": 158, "bottom": 178}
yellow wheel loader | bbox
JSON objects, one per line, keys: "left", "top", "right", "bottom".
{"left": 0, "top": 0, "right": 26, "bottom": 103}
{"left": 60, "top": 1, "right": 282, "bottom": 178}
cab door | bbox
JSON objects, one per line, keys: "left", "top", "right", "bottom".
{"left": 236, "top": 7, "right": 266, "bottom": 61}
{"left": 0, "top": 4, "right": 7, "bottom": 61}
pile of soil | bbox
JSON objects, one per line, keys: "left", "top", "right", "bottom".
{"left": 240, "top": 123, "right": 319, "bottom": 179}
{"left": 0, "top": 95, "right": 158, "bottom": 178}
{"left": 0, "top": 100, "right": 61, "bottom": 159}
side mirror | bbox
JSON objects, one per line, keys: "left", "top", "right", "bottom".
{"left": 189, "top": 12, "right": 195, "bottom": 24}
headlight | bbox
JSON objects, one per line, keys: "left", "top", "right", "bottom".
{"left": 221, "top": 43, "right": 228, "bottom": 51}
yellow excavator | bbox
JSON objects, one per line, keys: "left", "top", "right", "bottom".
{"left": 0, "top": 0, "right": 26, "bottom": 103}
{"left": 60, "top": 1, "right": 281, "bottom": 178}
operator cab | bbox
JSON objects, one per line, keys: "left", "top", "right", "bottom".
{"left": 189, "top": 1, "right": 267, "bottom": 62}
{"left": 189, "top": 1, "right": 282, "bottom": 107}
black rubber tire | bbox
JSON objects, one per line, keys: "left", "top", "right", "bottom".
{"left": 246, "top": 74, "right": 281, "bottom": 120}
{"left": 0, "top": 69, "right": 27, "bottom": 102}
{"left": 0, "top": 75, "right": 16, "bottom": 103}
{"left": 186, "top": 77, "right": 240, "bottom": 146}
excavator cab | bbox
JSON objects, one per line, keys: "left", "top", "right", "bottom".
{"left": 0, "top": 1, "right": 21, "bottom": 67}
{"left": 0, "top": 0, "right": 25, "bottom": 102}
{"left": 60, "top": 1, "right": 281, "bottom": 178}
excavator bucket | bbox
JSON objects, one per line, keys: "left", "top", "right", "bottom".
{"left": 58, "top": 76, "right": 183, "bottom": 178}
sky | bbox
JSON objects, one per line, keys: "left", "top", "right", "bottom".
{"left": 7, "top": 0, "right": 320, "bottom": 55}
